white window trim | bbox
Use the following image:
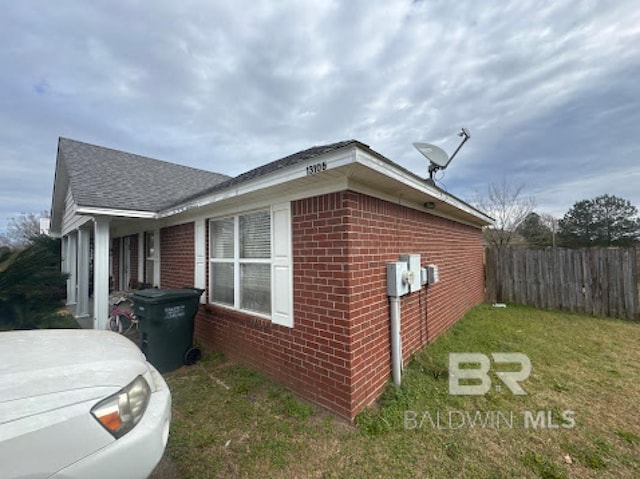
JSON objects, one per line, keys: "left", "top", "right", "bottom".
{"left": 194, "top": 219, "right": 206, "bottom": 303}
{"left": 208, "top": 203, "right": 293, "bottom": 326}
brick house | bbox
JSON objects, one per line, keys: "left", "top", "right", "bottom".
{"left": 50, "top": 137, "right": 491, "bottom": 420}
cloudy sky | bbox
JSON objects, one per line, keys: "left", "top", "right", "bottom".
{"left": 1, "top": 0, "right": 639, "bottom": 234}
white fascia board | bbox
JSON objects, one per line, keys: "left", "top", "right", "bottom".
{"left": 355, "top": 150, "right": 494, "bottom": 225}
{"left": 75, "top": 206, "right": 158, "bottom": 219}
{"left": 159, "top": 148, "right": 358, "bottom": 218}
{"left": 164, "top": 176, "right": 350, "bottom": 227}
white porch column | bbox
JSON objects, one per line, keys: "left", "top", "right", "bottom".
{"left": 76, "top": 227, "right": 90, "bottom": 318}
{"left": 93, "top": 217, "right": 111, "bottom": 330}
{"left": 66, "top": 233, "right": 78, "bottom": 305}
{"left": 61, "top": 236, "right": 68, "bottom": 274}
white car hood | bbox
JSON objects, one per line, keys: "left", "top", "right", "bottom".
{"left": 0, "top": 329, "right": 149, "bottom": 403}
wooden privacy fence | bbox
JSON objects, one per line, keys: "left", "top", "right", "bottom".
{"left": 485, "top": 247, "right": 639, "bottom": 320}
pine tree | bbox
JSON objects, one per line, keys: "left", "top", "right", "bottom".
{"left": 558, "top": 194, "right": 640, "bottom": 247}
{"left": 0, "top": 236, "right": 68, "bottom": 329}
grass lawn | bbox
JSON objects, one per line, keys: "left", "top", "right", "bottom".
{"left": 164, "top": 304, "right": 640, "bottom": 478}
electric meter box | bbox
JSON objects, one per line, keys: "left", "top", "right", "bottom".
{"left": 387, "top": 262, "right": 410, "bottom": 297}
{"left": 399, "top": 254, "right": 421, "bottom": 292}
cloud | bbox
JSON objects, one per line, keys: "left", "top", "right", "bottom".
{"left": 0, "top": 0, "right": 639, "bottom": 232}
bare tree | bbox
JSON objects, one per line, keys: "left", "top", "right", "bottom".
{"left": 475, "top": 180, "right": 535, "bottom": 249}
{"left": 6, "top": 211, "right": 49, "bottom": 248}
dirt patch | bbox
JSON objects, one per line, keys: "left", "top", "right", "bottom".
{"left": 149, "top": 453, "right": 182, "bottom": 479}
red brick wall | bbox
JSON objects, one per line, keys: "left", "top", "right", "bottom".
{"left": 188, "top": 191, "right": 483, "bottom": 420}
{"left": 343, "top": 192, "right": 485, "bottom": 415}
{"left": 195, "top": 195, "right": 353, "bottom": 418}
{"left": 160, "top": 223, "right": 195, "bottom": 289}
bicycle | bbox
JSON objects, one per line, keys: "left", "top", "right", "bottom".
{"left": 108, "top": 296, "right": 139, "bottom": 334}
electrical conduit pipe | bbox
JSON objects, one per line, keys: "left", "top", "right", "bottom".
{"left": 390, "top": 296, "right": 402, "bottom": 387}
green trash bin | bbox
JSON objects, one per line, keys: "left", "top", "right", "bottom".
{"left": 131, "top": 288, "right": 204, "bottom": 373}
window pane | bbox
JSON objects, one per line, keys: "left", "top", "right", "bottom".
{"left": 240, "top": 264, "right": 271, "bottom": 314}
{"left": 240, "top": 210, "right": 270, "bottom": 259}
{"left": 145, "top": 232, "right": 155, "bottom": 259}
{"left": 211, "top": 263, "right": 234, "bottom": 305}
{"left": 210, "top": 218, "right": 234, "bottom": 259}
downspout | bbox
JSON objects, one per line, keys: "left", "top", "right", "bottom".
{"left": 390, "top": 296, "right": 402, "bottom": 387}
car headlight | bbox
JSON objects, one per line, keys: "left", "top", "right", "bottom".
{"left": 91, "top": 375, "right": 151, "bottom": 439}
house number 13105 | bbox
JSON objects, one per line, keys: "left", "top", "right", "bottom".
{"left": 306, "top": 162, "right": 327, "bottom": 175}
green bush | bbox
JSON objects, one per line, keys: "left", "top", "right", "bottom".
{"left": 0, "top": 235, "right": 68, "bottom": 329}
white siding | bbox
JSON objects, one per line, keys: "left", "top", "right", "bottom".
{"left": 61, "top": 187, "right": 91, "bottom": 236}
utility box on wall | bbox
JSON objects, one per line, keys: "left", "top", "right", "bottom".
{"left": 387, "top": 261, "right": 411, "bottom": 297}
{"left": 426, "top": 264, "right": 440, "bottom": 285}
{"left": 399, "top": 254, "right": 421, "bottom": 292}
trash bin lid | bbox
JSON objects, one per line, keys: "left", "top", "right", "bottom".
{"left": 132, "top": 288, "right": 204, "bottom": 304}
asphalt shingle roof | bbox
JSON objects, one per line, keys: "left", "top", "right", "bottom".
{"left": 57, "top": 137, "right": 489, "bottom": 223}
{"left": 59, "top": 138, "right": 230, "bottom": 212}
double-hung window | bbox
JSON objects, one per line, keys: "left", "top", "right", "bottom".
{"left": 208, "top": 203, "right": 293, "bottom": 326}
{"left": 210, "top": 210, "right": 272, "bottom": 316}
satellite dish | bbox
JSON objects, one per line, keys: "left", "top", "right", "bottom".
{"left": 413, "top": 128, "right": 471, "bottom": 181}
{"left": 412, "top": 143, "right": 451, "bottom": 168}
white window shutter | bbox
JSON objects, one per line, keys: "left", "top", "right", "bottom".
{"left": 271, "top": 202, "right": 293, "bottom": 327}
{"left": 194, "top": 219, "right": 206, "bottom": 303}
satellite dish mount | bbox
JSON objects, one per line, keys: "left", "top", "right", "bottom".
{"left": 413, "top": 128, "right": 471, "bottom": 181}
